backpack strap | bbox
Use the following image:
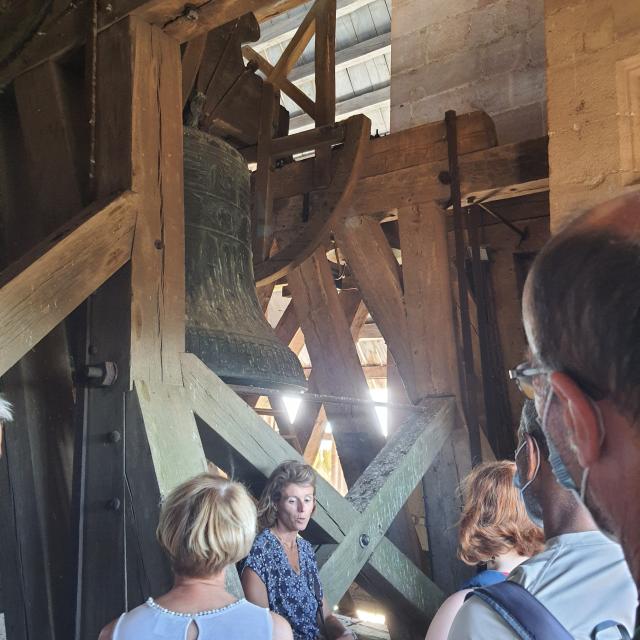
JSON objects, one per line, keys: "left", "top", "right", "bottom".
{"left": 466, "top": 581, "right": 573, "bottom": 640}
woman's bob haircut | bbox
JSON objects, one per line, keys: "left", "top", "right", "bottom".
{"left": 457, "top": 460, "right": 544, "bottom": 565}
{"left": 257, "top": 460, "right": 316, "bottom": 529}
{"left": 157, "top": 472, "right": 257, "bottom": 578}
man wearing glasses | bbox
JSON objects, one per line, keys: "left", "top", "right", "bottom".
{"left": 448, "top": 401, "right": 636, "bottom": 639}
{"left": 516, "top": 192, "right": 640, "bottom": 638}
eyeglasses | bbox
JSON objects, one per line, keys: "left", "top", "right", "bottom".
{"left": 508, "top": 362, "right": 548, "bottom": 400}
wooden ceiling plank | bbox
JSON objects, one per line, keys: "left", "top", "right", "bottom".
{"left": 288, "top": 30, "right": 391, "bottom": 84}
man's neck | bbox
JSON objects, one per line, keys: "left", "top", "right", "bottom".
{"left": 541, "top": 493, "right": 598, "bottom": 540}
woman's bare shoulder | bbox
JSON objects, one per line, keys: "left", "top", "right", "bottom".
{"left": 270, "top": 611, "right": 293, "bottom": 640}
{"left": 98, "top": 618, "right": 118, "bottom": 640}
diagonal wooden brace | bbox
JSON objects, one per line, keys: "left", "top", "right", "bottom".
{"left": 318, "top": 396, "right": 455, "bottom": 606}
{"left": 181, "top": 353, "right": 447, "bottom": 623}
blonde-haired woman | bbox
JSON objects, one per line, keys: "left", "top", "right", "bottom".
{"left": 242, "top": 460, "right": 356, "bottom": 640}
{"left": 98, "top": 473, "right": 292, "bottom": 640}
{"left": 424, "top": 460, "right": 544, "bottom": 640}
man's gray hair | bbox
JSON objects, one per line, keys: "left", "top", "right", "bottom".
{"left": 0, "top": 397, "right": 12, "bottom": 422}
{"left": 528, "top": 213, "right": 640, "bottom": 423}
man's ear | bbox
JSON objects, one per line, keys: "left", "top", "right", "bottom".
{"left": 550, "top": 372, "right": 602, "bottom": 467}
{"left": 525, "top": 435, "right": 539, "bottom": 482}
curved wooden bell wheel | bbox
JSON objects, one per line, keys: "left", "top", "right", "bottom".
{"left": 253, "top": 113, "right": 370, "bottom": 287}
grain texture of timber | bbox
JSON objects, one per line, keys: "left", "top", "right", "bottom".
{"left": 0, "top": 191, "right": 137, "bottom": 378}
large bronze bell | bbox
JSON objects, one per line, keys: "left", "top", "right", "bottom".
{"left": 184, "top": 127, "right": 306, "bottom": 390}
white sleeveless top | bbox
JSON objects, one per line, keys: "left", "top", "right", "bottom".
{"left": 113, "top": 597, "right": 273, "bottom": 639}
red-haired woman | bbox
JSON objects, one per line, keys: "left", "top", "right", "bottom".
{"left": 424, "top": 461, "right": 544, "bottom": 640}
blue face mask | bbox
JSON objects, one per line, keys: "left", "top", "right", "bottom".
{"left": 541, "top": 388, "right": 605, "bottom": 503}
{"left": 514, "top": 437, "right": 544, "bottom": 528}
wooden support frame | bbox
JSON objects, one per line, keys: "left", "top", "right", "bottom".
{"left": 288, "top": 248, "right": 384, "bottom": 485}
{"left": 181, "top": 353, "right": 446, "bottom": 624}
{"left": 253, "top": 113, "right": 371, "bottom": 285}
{"left": 0, "top": 1, "right": 314, "bottom": 88}
{"left": 242, "top": 45, "right": 316, "bottom": 118}
{"left": 268, "top": 0, "right": 322, "bottom": 85}
{"left": 96, "top": 15, "right": 186, "bottom": 386}
{"left": 313, "top": 0, "right": 336, "bottom": 187}
{"left": 318, "top": 396, "right": 455, "bottom": 606}
{"left": 0, "top": 192, "right": 137, "bottom": 378}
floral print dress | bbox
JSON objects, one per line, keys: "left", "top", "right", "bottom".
{"left": 243, "top": 529, "right": 322, "bottom": 640}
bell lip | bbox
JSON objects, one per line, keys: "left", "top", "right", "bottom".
{"left": 218, "top": 375, "right": 308, "bottom": 393}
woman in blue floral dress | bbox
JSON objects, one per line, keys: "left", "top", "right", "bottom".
{"left": 242, "top": 461, "right": 356, "bottom": 640}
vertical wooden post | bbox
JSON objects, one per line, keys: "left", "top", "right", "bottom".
{"left": 71, "top": 16, "right": 210, "bottom": 639}
{"left": 314, "top": 0, "right": 336, "bottom": 187}
{"left": 399, "top": 201, "right": 474, "bottom": 593}
{"left": 95, "top": 15, "right": 185, "bottom": 385}
{"left": 95, "top": 16, "right": 206, "bottom": 493}
{"left": 0, "top": 59, "right": 83, "bottom": 640}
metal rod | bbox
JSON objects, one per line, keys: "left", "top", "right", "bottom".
{"left": 229, "top": 383, "right": 453, "bottom": 413}
{"left": 474, "top": 202, "right": 528, "bottom": 241}
{"left": 445, "top": 109, "right": 482, "bottom": 466}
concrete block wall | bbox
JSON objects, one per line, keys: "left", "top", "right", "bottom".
{"left": 545, "top": 0, "right": 640, "bottom": 229}
{"left": 390, "top": 0, "right": 546, "bottom": 144}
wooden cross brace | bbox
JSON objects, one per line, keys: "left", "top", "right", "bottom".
{"left": 181, "top": 353, "right": 448, "bottom": 622}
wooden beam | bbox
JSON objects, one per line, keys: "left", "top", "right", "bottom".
{"left": 181, "top": 33, "right": 207, "bottom": 108}
{"left": 289, "top": 31, "right": 391, "bottom": 83}
{"left": 9, "top": 60, "right": 87, "bottom": 640}
{"left": 268, "top": 0, "right": 320, "bottom": 86}
{"left": 399, "top": 201, "right": 475, "bottom": 593}
{"left": 243, "top": 45, "right": 316, "bottom": 118}
{"left": 181, "top": 352, "right": 444, "bottom": 625}
{"left": 272, "top": 110, "right": 497, "bottom": 201}
{"left": 0, "top": 192, "right": 136, "bottom": 379}
{"left": 257, "top": 0, "right": 378, "bottom": 44}
{"left": 287, "top": 248, "right": 384, "bottom": 485}
{"left": 334, "top": 216, "right": 415, "bottom": 396}
{"left": 134, "top": 381, "right": 208, "bottom": 496}
{"left": 289, "top": 85, "right": 388, "bottom": 132}
{"left": 319, "top": 397, "right": 455, "bottom": 608}
{"left": 313, "top": 0, "right": 336, "bottom": 187}
{"left": 253, "top": 114, "right": 370, "bottom": 286}
{"left": 0, "top": 0, "right": 313, "bottom": 92}
{"left": 274, "top": 135, "right": 547, "bottom": 226}
{"left": 96, "top": 15, "right": 185, "bottom": 385}
{"left": 295, "top": 288, "right": 367, "bottom": 458}
{"left": 253, "top": 81, "right": 277, "bottom": 262}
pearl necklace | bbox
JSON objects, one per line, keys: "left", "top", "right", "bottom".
{"left": 146, "top": 597, "right": 244, "bottom": 617}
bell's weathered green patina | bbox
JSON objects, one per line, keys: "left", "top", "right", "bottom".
{"left": 184, "top": 127, "right": 306, "bottom": 390}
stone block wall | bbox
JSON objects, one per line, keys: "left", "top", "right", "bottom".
{"left": 391, "top": 0, "right": 546, "bottom": 144}
{"left": 545, "top": 0, "right": 640, "bottom": 228}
